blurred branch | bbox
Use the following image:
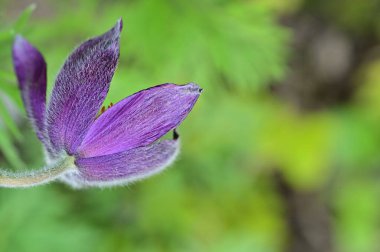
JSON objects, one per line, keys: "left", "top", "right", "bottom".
{"left": 273, "top": 170, "right": 333, "bottom": 252}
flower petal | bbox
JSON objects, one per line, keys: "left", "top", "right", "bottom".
{"left": 72, "top": 137, "right": 179, "bottom": 187}
{"left": 46, "top": 19, "right": 122, "bottom": 154}
{"left": 77, "top": 83, "right": 201, "bottom": 157}
{"left": 12, "top": 36, "right": 47, "bottom": 141}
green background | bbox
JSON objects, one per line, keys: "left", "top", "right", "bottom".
{"left": 1, "top": 0, "right": 380, "bottom": 251}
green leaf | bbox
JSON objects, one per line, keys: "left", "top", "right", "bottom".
{"left": 12, "top": 3, "right": 36, "bottom": 33}
{"left": 0, "top": 97, "right": 22, "bottom": 141}
{"left": 0, "top": 128, "right": 25, "bottom": 170}
{"left": 0, "top": 70, "right": 15, "bottom": 83}
{"left": 0, "top": 28, "right": 13, "bottom": 43}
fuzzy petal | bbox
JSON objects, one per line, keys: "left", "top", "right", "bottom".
{"left": 46, "top": 19, "right": 122, "bottom": 154}
{"left": 73, "top": 138, "right": 179, "bottom": 187}
{"left": 77, "top": 83, "right": 201, "bottom": 157}
{"left": 12, "top": 36, "right": 47, "bottom": 141}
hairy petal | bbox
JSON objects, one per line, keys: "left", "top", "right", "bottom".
{"left": 12, "top": 36, "right": 47, "bottom": 142}
{"left": 46, "top": 19, "right": 122, "bottom": 154}
{"left": 77, "top": 83, "right": 201, "bottom": 157}
{"left": 72, "top": 138, "right": 179, "bottom": 187}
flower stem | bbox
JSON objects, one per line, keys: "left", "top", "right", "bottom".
{"left": 0, "top": 156, "right": 75, "bottom": 188}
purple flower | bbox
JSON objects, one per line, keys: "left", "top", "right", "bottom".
{"left": 10, "top": 19, "right": 201, "bottom": 188}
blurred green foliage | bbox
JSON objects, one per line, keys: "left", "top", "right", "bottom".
{"left": 1, "top": 0, "right": 380, "bottom": 251}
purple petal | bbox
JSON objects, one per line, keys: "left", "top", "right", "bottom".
{"left": 12, "top": 36, "right": 47, "bottom": 141}
{"left": 46, "top": 19, "right": 122, "bottom": 154}
{"left": 74, "top": 138, "right": 179, "bottom": 186}
{"left": 77, "top": 83, "right": 201, "bottom": 158}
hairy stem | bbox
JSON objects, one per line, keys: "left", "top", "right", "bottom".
{"left": 0, "top": 156, "right": 76, "bottom": 188}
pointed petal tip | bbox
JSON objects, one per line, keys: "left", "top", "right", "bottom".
{"left": 116, "top": 18, "right": 123, "bottom": 32}
{"left": 13, "top": 35, "right": 37, "bottom": 54}
{"left": 12, "top": 35, "right": 41, "bottom": 60}
{"left": 183, "top": 82, "right": 203, "bottom": 94}
{"left": 14, "top": 34, "right": 23, "bottom": 41}
{"left": 104, "top": 18, "right": 122, "bottom": 42}
{"left": 13, "top": 35, "right": 27, "bottom": 47}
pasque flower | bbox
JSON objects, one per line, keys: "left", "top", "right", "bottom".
{"left": 4, "top": 19, "right": 201, "bottom": 188}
